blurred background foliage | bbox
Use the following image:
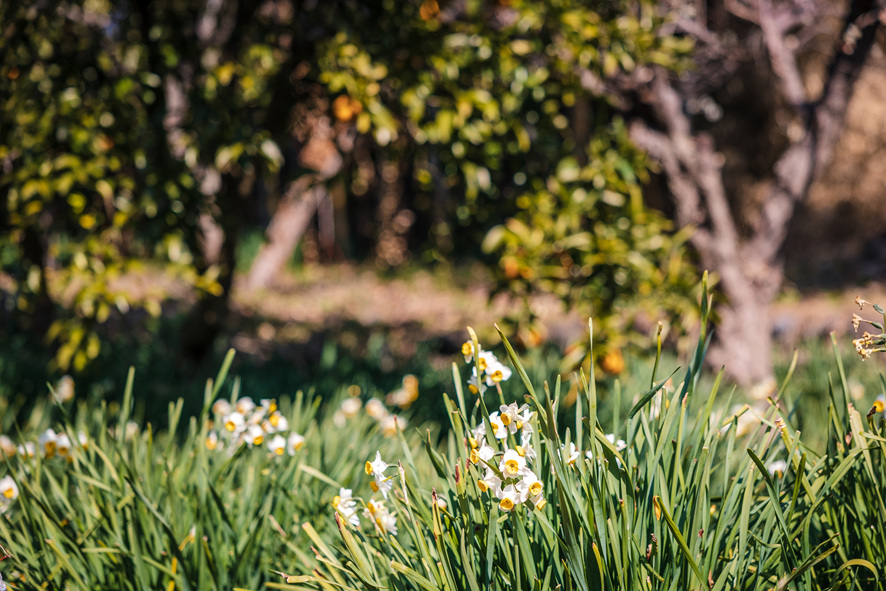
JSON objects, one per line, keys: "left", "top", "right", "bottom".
{"left": 1, "top": 0, "right": 698, "bottom": 390}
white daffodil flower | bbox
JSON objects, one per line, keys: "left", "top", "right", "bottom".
{"left": 18, "top": 442, "right": 36, "bottom": 458}
{"left": 477, "top": 350, "right": 497, "bottom": 374}
{"left": 380, "top": 414, "right": 400, "bottom": 437}
{"left": 517, "top": 406, "right": 534, "bottom": 430}
{"left": 561, "top": 442, "right": 581, "bottom": 465}
{"left": 477, "top": 467, "right": 502, "bottom": 496}
{"left": 234, "top": 397, "right": 256, "bottom": 415}
{"left": 499, "top": 403, "right": 521, "bottom": 434}
{"left": 461, "top": 340, "right": 477, "bottom": 363}
{"left": 767, "top": 459, "right": 788, "bottom": 477}
{"left": 287, "top": 433, "right": 305, "bottom": 454}
{"left": 484, "top": 357, "right": 512, "bottom": 385}
{"left": 248, "top": 406, "right": 267, "bottom": 425}
{"left": 478, "top": 440, "right": 496, "bottom": 463}
{"left": 365, "top": 398, "right": 388, "bottom": 420}
{"left": 488, "top": 412, "right": 508, "bottom": 440}
{"left": 56, "top": 433, "right": 72, "bottom": 458}
{"left": 223, "top": 412, "right": 245, "bottom": 433}
{"left": 340, "top": 397, "right": 362, "bottom": 418}
{"left": 605, "top": 433, "right": 627, "bottom": 451}
{"left": 39, "top": 428, "right": 58, "bottom": 459}
{"left": 467, "top": 367, "right": 482, "bottom": 394}
{"left": 0, "top": 476, "right": 18, "bottom": 503}
{"left": 365, "top": 499, "right": 398, "bottom": 535}
{"left": 211, "top": 399, "right": 232, "bottom": 417}
{"left": 496, "top": 484, "right": 522, "bottom": 511}
{"left": 265, "top": 411, "right": 288, "bottom": 433}
{"left": 521, "top": 469, "right": 544, "bottom": 501}
{"left": 268, "top": 434, "right": 287, "bottom": 456}
{"left": 245, "top": 424, "right": 265, "bottom": 447}
{"left": 516, "top": 440, "right": 537, "bottom": 463}
{"left": 500, "top": 448, "right": 526, "bottom": 477}
{"left": 0, "top": 436, "right": 16, "bottom": 458}
{"left": 365, "top": 451, "right": 393, "bottom": 498}
{"left": 333, "top": 488, "right": 360, "bottom": 526}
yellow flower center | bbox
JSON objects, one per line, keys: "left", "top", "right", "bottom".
{"left": 468, "top": 384, "right": 479, "bottom": 394}
{"left": 490, "top": 370, "right": 504, "bottom": 382}
{"left": 469, "top": 437, "right": 478, "bottom": 449}
{"left": 3, "top": 488, "right": 13, "bottom": 499}
{"left": 534, "top": 498, "right": 547, "bottom": 510}
{"left": 469, "top": 449, "right": 479, "bottom": 464}
{"left": 478, "top": 358, "right": 487, "bottom": 371}
{"left": 505, "top": 459, "right": 520, "bottom": 475}
{"left": 529, "top": 481, "right": 543, "bottom": 496}
{"left": 874, "top": 399, "right": 885, "bottom": 413}
{"left": 516, "top": 421, "right": 523, "bottom": 430}
{"left": 275, "top": 447, "right": 284, "bottom": 455}
{"left": 333, "top": 495, "right": 341, "bottom": 507}
{"left": 253, "top": 435, "right": 264, "bottom": 446}
{"left": 365, "top": 461, "right": 373, "bottom": 475}
{"left": 501, "top": 414, "right": 511, "bottom": 426}
{"left": 58, "top": 445, "right": 70, "bottom": 456}
{"left": 370, "top": 481, "right": 379, "bottom": 492}
{"left": 270, "top": 414, "right": 280, "bottom": 427}
{"left": 477, "top": 479, "right": 489, "bottom": 492}
{"left": 268, "top": 401, "right": 277, "bottom": 414}
{"left": 225, "top": 421, "right": 236, "bottom": 432}
{"left": 461, "top": 342, "right": 472, "bottom": 356}
{"left": 205, "top": 437, "right": 217, "bottom": 450}
{"left": 515, "top": 446, "right": 525, "bottom": 457}
{"left": 499, "top": 498, "right": 514, "bottom": 511}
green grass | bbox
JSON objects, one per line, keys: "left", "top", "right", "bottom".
{"left": 2, "top": 279, "right": 886, "bottom": 589}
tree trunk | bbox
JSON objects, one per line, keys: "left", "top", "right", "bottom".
{"left": 245, "top": 177, "right": 322, "bottom": 290}
{"left": 181, "top": 172, "right": 245, "bottom": 363}
{"left": 626, "top": 0, "right": 884, "bottom": 384}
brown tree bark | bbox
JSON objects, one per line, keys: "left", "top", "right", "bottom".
{"left": 626, "top": 0, "right": 885, "bottom": 384}
{"left": 245, "top": 177, "right": 324, "bottom": 290}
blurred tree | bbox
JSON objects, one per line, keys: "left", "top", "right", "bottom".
{"left": 2, "top": 0, "right": 702, "bottom": 375}
{"left": 257, "top": 0, "right": 701, "bottom": 363}
{"left": 0, "top": 0, "right": 284, "bottom": 368}
{"left": 624, "top": 0, "right": 886, "bottom": 383}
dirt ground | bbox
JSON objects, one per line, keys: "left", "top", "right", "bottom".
{"left": 226, "top": 263, "right": 886, "bottom": 357}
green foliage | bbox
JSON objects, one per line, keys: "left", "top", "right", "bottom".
{"left": 316, "top": 0, "right": 698, "bottom": 357}
{"left": 2, "top": 0, "right": 699, "bottom": 375}
{"left": 291, "top": 279, "right": 885, "bottom": 590}
{"left": 0, "top": 353, "right": 435, "bottom": 590}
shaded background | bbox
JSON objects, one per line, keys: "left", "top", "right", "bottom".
{"left": 3, "top": 0, "right": 886, "bottom": 425}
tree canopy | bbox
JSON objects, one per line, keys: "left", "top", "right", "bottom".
{"left": 2, "top": 0, "right": 704, "bottom": 372}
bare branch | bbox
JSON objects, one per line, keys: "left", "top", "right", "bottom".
{"left": 758, "top": 0, "right": 807, "bottom": 109}
{"left": 749, "top": 0, "right": 886, "bottom": 261}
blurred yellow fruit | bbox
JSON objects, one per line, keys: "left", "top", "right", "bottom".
{"left": 601, "top": 349, "right": 625, "bottom": 375}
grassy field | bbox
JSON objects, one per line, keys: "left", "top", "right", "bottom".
{"left": 1, "top": 273, "right": 885, "bottom": 589}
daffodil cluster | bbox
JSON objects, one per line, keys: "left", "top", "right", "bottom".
{"left": 470, "top": 402, "right": 546, "bottom": 512}
{"left": 462, "top": 341, "right": 512, "bottom": 394}
{"left": 208, "top": 397, "right": 305, "bottom": 456}
{"left": 330, "top": 451, "right": 400, "bottom": 536}
{"left": 0, "top": 428, "right": 88, "bottom": 463}
{"left": 332, "top": 394, "right": 408, "bottom": 437}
